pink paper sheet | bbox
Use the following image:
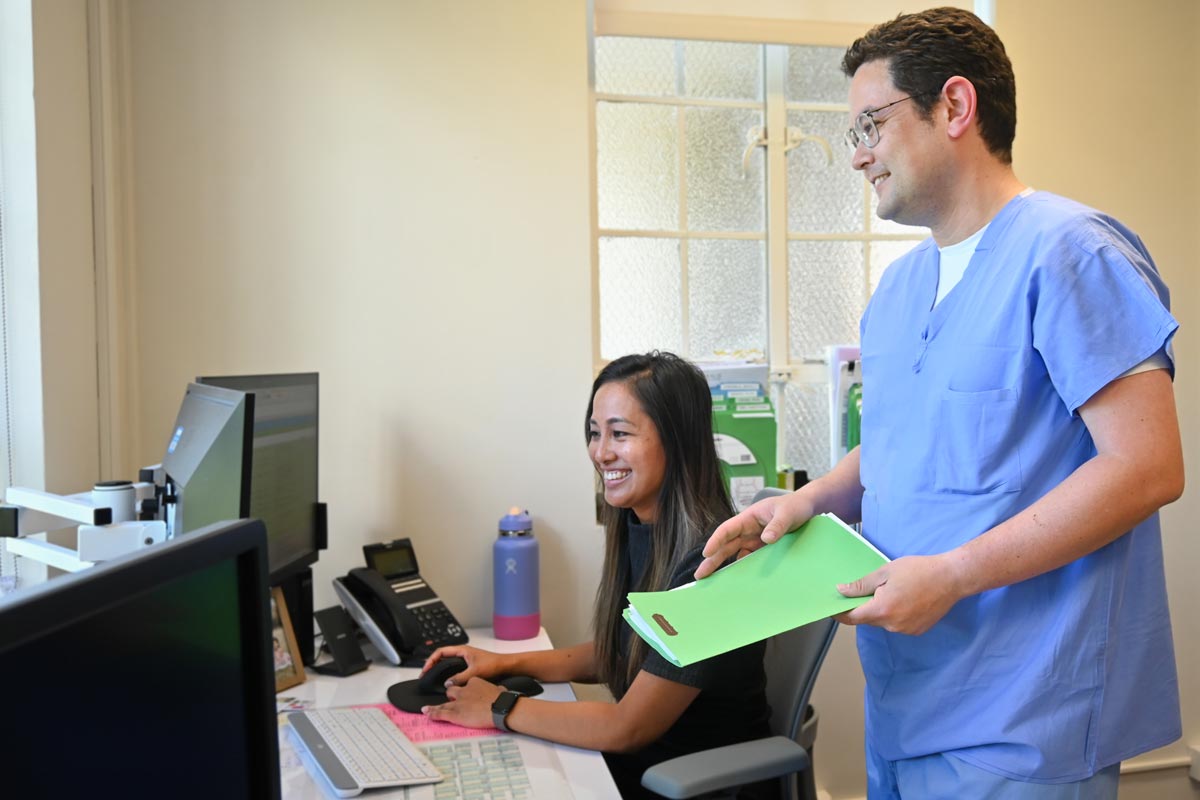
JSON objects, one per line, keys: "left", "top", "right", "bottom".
{"left": 360, "top": 704, "right": 503, "bottom": 743}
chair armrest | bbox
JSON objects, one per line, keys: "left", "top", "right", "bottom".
{"left": 640, "top": 736, "right": 811, "bottom": 799}
{"left": 798, "top": 705, "right": 820, "bottom": 751}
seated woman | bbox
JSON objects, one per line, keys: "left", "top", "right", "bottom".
{"left": 423, "top": 351, "right": 777, "bottom": 799}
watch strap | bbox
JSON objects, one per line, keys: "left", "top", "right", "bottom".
{"left": 491, "top": 690, "right": 520, "bottom": 732}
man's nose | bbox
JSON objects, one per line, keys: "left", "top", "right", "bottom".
{"left": 851, "top": 140, "right": 871, "bottom": 171}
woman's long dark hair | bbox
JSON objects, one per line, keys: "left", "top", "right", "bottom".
{"left": 587, "top": 351, "right": 733, "bottom": 697}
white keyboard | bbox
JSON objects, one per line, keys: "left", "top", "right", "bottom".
{"left": 288, "top": 707, "right": 444, "bottom": 797}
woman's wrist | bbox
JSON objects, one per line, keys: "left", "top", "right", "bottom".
{"left": 494, "top": 651, "right": 524, "bottom": 677}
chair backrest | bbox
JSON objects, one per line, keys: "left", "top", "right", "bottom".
{"left": 764, "top": 617, "right": 837, "bottom": 740}
{"left": 750, "top": 488, "right": 839, "bottom": 742}
{"left": 752, "top": 488, "right": 839, "bottom": 800}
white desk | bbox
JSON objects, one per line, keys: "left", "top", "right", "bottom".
{"left": 279, "top": 627, "right": 620, "bottom": 799}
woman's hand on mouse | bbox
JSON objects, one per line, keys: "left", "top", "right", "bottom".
{"left": 422, "top": 645, "right": 508, "bottom": 685}
{"left": 422, "top": 677, "right": 505, "bottom": 728}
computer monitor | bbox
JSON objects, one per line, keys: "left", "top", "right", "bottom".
{"left": 161, "top": 382, "right": 253, "bottom": 536}
{"left": 196, "top": 372, "right": 323, "bottom": 581}
{"left": 0, "top": 518, "right": 281, "bottom": 799}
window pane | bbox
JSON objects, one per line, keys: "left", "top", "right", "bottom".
{"left": 781, "top": 381, "right": 831, "bottom": 478}
{"left": 683, "top": 41, "right": 761, "bottom": 100}
{"left": 595, "top": 37, "right": 676, "bottom": 96}
{"left": 786, "top": 110, "right": 863, "bottom": 234}
{"left": 869, "top": 239, "right": 923, "bottom": 293}
{"left": 598, "top": 237, "right": 683, "bottom": 359}
{"left": 686, "top": 106, "right": 765, "bottom": 232}
{"left": 788, "top": 240, "right": 865, "bottom": 359}
{"left": 688, "top": 238, "right": 767, "bottom": 360}
{"left": 785, "top": 45, "right": 850, "bottom": 104}
{"left": 597, "top": 102, "right": 679, "bottom": 230}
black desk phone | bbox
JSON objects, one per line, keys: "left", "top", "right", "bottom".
{"left": 331, "top": 537, "right": 468, "bottom": 666}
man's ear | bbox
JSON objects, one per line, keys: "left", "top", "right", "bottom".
{"left": 941, "top": 76, "right": 977, "bottom": 141}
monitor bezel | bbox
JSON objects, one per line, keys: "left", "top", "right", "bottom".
{"left": 0, "top": 518, "right": 281, "bottom": 798}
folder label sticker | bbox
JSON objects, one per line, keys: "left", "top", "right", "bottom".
{"left": 623, "top": 513, "right": 888, "bottom": 667}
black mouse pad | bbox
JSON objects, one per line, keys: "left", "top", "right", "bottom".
{"left": 388, "top": 679, "right": 448, "bottom": 713}
{"left": 388, "top": 674, "right": 545, "bottom": 714}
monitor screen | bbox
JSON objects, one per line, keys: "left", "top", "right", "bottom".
{"left": 162, "top": 382, "right": 253, "bottom": 536}
{"left": 196, "top": 373, "right": 321, "bottom": 581}
{"left": 0, "top": 519, "right": 280, "bottom": 799}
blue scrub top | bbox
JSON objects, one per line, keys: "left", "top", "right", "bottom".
{"left": 857, "top": 191, "right": 1181, "bottom": 782}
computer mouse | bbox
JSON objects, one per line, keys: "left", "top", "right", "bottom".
{"left": 418, "top": 656, "right": 468, "bottom": 694}
{"left": 388, "top": 656, "right": 470, "bottom": 714}
{"left": 497, "top": 674, "right": 544, "bottom": 697}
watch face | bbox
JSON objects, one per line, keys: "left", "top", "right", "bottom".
{"left": 492, "top": 690, "right": 519, "bottom": 715}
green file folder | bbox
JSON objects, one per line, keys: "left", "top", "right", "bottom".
{"left": 623, "top": 514, "right": 889, "bottom": 667}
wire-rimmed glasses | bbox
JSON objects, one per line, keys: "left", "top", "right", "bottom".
{"left": 844, "top": 95, "right": 925, "bottom": 151}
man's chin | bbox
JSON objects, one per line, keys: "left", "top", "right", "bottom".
{"left": 875, "top": 203, "right": 921, "bottom": 229}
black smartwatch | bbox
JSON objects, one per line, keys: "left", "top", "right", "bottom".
{"left": 491, "top": 690, "right": 521, "bottom": 732}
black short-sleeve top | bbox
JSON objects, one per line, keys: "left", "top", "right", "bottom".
{"left": 615, "top": 520, "right": 771, "bottom": 762}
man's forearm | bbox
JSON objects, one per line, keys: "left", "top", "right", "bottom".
{"left": 945, "top": 370, "right": 1183, "bottom": 596}
{"left": 944, "top": 449, "right": 1182, "bottom": 598}
{"left": 802, "top": 446, "right": 866, "bottom": 524}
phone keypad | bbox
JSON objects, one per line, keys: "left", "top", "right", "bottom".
{"left": 413, "top": 603, "right": 466, "bottom": 647}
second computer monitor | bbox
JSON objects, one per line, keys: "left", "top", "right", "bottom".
{"left": 197, "top": 372, "right": 322, "bottom": 582}
{"left": 162, "top": 382, "right": 254, "bottom": 536}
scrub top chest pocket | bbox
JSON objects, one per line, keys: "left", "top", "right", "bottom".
{"left": 934, "top": 350, "right": 1024, "bottom": 495}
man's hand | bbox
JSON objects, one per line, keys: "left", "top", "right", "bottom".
{"left": 834, "top": 554, "right": 966, "bottom": 635}
{"left": 695, "top": 492, "right": 817, "bottom": 579}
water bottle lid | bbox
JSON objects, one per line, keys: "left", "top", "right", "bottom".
{"left": 499, "top": 507, "right": 532, "bottom": 534}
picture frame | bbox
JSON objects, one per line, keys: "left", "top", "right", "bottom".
{"left": 270, "top": 586, "right": 305, "bottom": 692}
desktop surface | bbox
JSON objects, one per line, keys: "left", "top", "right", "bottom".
{"left": 279, "top": 627, "right": 619, "bottom": 800}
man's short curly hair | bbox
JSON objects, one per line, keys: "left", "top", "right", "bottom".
{"left": 842, "top": 7, "right": 1016, "bottom": 164}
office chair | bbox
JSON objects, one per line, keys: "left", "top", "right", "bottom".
{"left": 641, "top": 488, "right": 839, "bottom": 800}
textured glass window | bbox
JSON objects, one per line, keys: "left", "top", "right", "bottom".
{"left": 598, "top": 237, "right": 683, "bottom": 359}
{"left": 595, "top": 37, "right": 676, "bottom": 97}
{"left": 786, "top": 46, "right": 850, "bottom": 104}
{"left": 684, "top": 41, "right": 761, "bottom": 100}
{"left": 687, "top": 107, "right": 765, "bottom": 233}
{"left": 869, "top": 239, "right": 923, "bottom": 293}
{"left": 688, "top": 239, "right": 767, "bottom": 360}
{"left": 593, "top": 36, "right": 926, "bottom": 480}
{"left": 596, "top": 102, "right": 679, "bottom": 231}
{"left": 786, "top": 110, "right": 862, "bottom": 234}
{"left": 782, "top": 382, "right": 831, "bottom": 476}
{"left": 788, "top": 241, "right": 865, "bottom": 360}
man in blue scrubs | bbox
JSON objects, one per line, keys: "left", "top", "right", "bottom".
{"left": 695, "top": 7, "right": 1183, "bottom": 798}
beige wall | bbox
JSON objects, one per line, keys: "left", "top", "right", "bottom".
{"left": 26, "top": 0, "right": 1200, "bottom": 798}
{"left": 116, "top": 0, "right": 600, "bottom": 644}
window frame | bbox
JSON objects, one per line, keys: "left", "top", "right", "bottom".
{"left": 589, "top": 27, "right": 928, "bottom": 476}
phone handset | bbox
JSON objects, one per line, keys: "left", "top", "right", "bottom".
{"left": 332, "top": 567, "right": 425, "bottom": 666}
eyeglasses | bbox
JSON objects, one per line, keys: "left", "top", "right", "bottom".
{"left": 844, "top": 95, "right": 923, "bottom": 151}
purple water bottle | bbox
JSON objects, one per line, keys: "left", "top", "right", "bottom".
{"left": 493, "top": 507, "right": 540, "bottom": 640}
